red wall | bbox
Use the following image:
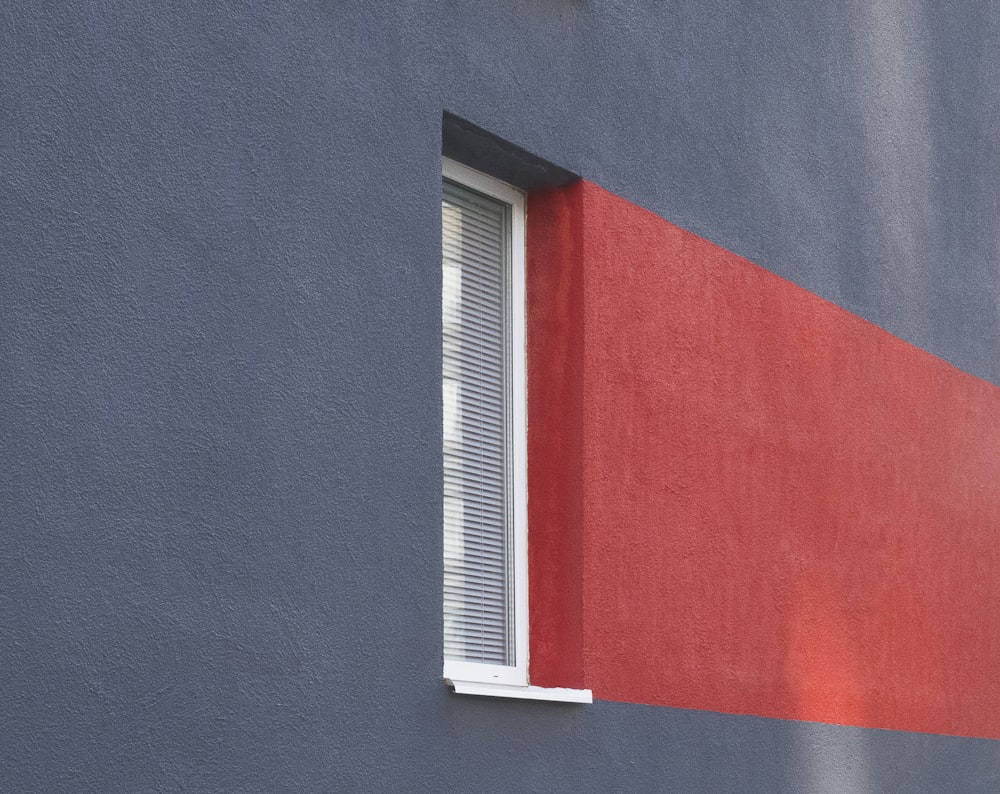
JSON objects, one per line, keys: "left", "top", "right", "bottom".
{"left": 528, "top": 181, "right": 1000, "bottom": 739}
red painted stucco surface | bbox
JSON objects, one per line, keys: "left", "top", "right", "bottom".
{"left": 528, "top": 181, "right": 1000, "bottom": 739}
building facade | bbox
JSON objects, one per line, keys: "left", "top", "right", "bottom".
{"left": 3, "top": 2, "right": 1000, "bottom": 791}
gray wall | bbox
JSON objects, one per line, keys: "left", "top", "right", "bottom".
{"left": 2, "top": 2, "right": 998, "bottom": 791}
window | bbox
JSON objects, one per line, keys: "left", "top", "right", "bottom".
{"left": 442, "top": 159, "right": 528, "bottom": 688}
{"left": 441, "top": 157, "right": 590, "bottom": 703}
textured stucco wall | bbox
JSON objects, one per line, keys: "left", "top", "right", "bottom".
{"left": 2, "top": 2, "right": 998, "bottom": 791}
{"left": 527, "top": 180, "right": 1000, "bottom": 738}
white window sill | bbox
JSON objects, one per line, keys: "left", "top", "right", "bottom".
{"left": 446, "top": 678, "right": 592, "bottom": 703}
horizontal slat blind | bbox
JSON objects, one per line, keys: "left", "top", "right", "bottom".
{"left": 442, "top": 179, "right": 513, "bottom": 666}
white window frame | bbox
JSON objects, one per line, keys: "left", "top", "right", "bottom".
{"left": 441, "top": 157, "right": 591, "bottom": 704}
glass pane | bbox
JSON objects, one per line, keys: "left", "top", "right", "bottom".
{"left": 442, "top": 179, "right": 513, "bottom": 666}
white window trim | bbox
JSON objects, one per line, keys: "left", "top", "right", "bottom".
{"left": 448, "top": 679, "right": 593, "bottom": 703}
{"left": 442, "top": 157, "right": 591, "bottom": 705}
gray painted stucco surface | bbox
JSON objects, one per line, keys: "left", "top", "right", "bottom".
{"left": 2, "top": 2, "right": 998, "bottom": 791}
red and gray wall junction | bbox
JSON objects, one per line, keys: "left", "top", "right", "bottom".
{"left": 3, "top": 2, "right": 999, "bottom": 791}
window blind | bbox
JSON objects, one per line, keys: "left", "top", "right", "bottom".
{"left": 442, "top": 179, "right": 514, "bottom": 667}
